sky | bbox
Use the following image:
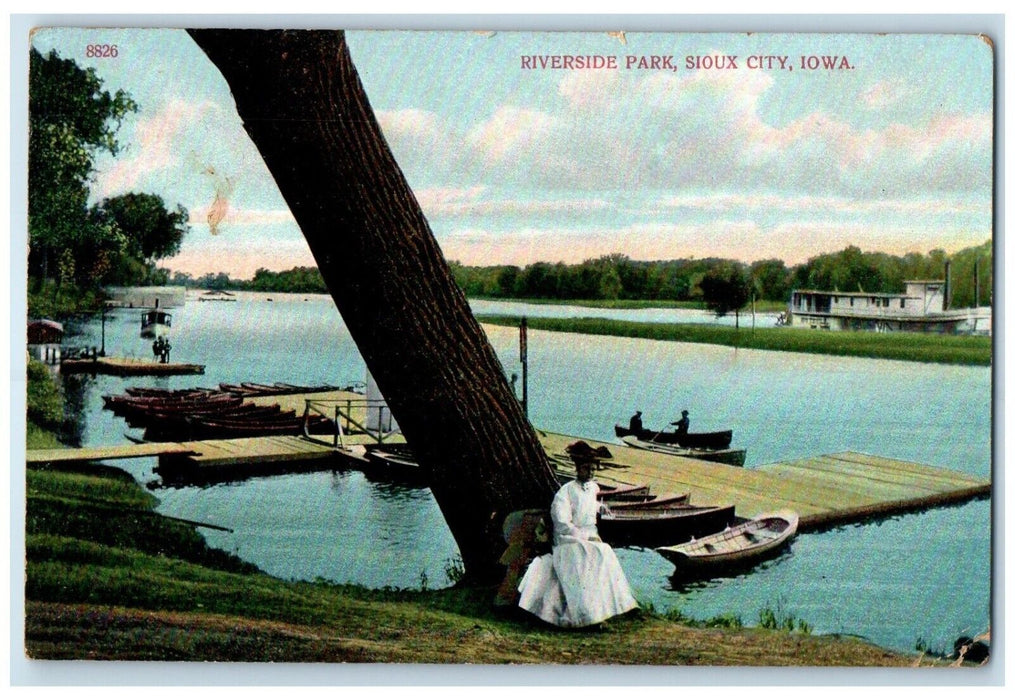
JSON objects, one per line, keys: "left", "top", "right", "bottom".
{"left": 28, "top": 26, "right": 995, "bottom": 279}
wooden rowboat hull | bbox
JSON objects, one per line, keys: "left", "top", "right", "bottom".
{"left": 597, "top": 504, "right": 737, "bottom": 547}
{"left": 614, "top": 424, "right": 733, "bottom": 450}
{"left": 619, "top": 435, "right": 747, "bottom": 467}
{"left": 655, "top": 511, "right": 799, "bottom": 578}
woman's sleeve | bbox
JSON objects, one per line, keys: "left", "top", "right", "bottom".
{"left": 550, "top": 487, "right": 583, "bottom": 540}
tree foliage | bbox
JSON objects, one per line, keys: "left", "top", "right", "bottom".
{"left": 29, "top": 48, "right": 136, "bottom": 282}
{"left": 28, "top": 48, "right": 189, "bottom": 291}
{"left": 700, "top": 262, "right": 752, "bottom": 326}
{"left": 96, "top": 193, "right": 189, "bottom": 262}
{"left": 446, "top": 243, "right": 992, "bottom": 309}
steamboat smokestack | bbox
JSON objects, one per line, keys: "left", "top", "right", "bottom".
{"left": 943, "top": 261, "right": 951, "bottom": 311}
{"left": 974, "top": 260, "right": 980, "bottom": 308}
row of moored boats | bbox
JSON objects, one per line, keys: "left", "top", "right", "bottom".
{"left": 103, "top": 382, "right": 345, "bottom": 442}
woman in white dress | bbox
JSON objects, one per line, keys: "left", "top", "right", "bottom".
{"left": 517, "top": 459, "right": 639, "bottom": 627}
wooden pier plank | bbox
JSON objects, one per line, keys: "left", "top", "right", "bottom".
{"left": 26, "top": 443, "right": 197, "bottom": 464}
{"left": 535, "top": 432, "right": 990, "bottom": 530}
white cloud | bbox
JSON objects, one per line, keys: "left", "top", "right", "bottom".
{"left": 94, "top": 99, "right": 224, "bottom": 198}
{"left": 437, "top": 65, "right": 992, "bottom": 199}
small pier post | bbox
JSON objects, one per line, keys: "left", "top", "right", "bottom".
{"left": 520, "top": 316, "right": 528, "bottom": 418}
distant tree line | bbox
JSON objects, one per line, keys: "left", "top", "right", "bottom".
{"left": 448, "top": 242, "right": 993, "bottom": 310}
{"left": 169, "top": 266, "right": 328, "bottom": 294}
{"left": 166, "top": 242, "right": 992, "bottom": 311}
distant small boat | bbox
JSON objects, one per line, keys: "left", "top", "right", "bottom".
{"left": 620, "top": 435, "right": 747, "bottom": 467}
{"left": 655, "top": 511, "right": 799, "bottom": 578}
{"left": 199, "top": 290, "right": 237, "bottom": 302}
{"left": 140, "top": 308, "right": 172, "bottom": 339}
{"left": 614, "top": 424, "right": 733, "bottom": 450}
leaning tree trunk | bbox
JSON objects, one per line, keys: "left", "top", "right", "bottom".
{"left": 188, "top": 29, "right": 559, "bottom": 584}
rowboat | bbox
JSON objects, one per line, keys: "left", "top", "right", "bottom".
{"left": 655, "top": 511, "right": 799, "bottom": 578}
{"left": 614, "top": 424, "right": 733, "bottom": 450}
{"left": 605, "top": 493, "right": 691, "bottom": 510}
{"left": 218, "top": 381, "right": 340, "bottom": 396}
{"left": 103, "top": 389, "right": 238, "bottom": 414}
{"left": 363, "top": 444, "right": 428, "bottom": 484}
{"left": 190, "top": 413, "right": 335, "bottom": 437}
{"left": 141, "top": 404, "right": 291, "bottom": 441}
{"left": 594, "top": 483, "right": 651, "bottom": 500}
{"left": 119, "top": 396, "right": 246, "bottom": 425}
{"left": 619, "top": 435, "right": 747, "bottom": 467}
{"left": 597, "top": 504, "right": 737, "bottom": 547}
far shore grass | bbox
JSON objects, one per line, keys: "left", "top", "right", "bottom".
{"left": 476, "top": 315, "right": 992, "bottom": 367}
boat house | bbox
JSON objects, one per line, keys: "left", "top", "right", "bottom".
{"left": 27, "top": 319, "right": 64, "bottom": 365}
{"left": 787, "top": 280, "right": 991, "bottom": 335}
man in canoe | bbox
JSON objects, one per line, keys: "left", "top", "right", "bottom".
{"left": 516, "top": 456, "right": 639, "bottom": 627}
{"left": 671, "top": 410, "right": 690, "bottom": 435}
{"left": 629, "top": 410, "right": 643, "bottom": 432}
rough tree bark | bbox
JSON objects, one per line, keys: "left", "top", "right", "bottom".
{"left": 188, "top": 29, "right": 559, "bottom": 584}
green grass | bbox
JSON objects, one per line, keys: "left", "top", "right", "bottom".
{"left": 477, "top": 315, "right": 992, "bottom": 366}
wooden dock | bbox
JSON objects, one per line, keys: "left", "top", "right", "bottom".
{"left": 26, "top": 442, "right": 198, "bottom": 465}
{"left": 26, "top": 391, "right": 990, "bottom": 528}
{"left": 538, "top": 432, "right": 990, "bottom": 532}
{"left": 61, "top": 356, "right": 205, "bottom": 376}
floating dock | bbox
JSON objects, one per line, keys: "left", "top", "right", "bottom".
{"left": 538, "top": 432, "right": 990, "bottom": 532}
{"left": 61, "top": 356, "right": 205, "bottom": 376}
{"left": 27, "top": 425, "right": 990, "bottom": 530}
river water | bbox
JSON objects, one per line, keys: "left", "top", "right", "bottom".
{"left": 57, "top": 291, "right": 993, "bottom": 656}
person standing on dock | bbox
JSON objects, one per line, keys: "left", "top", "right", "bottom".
{"left": 152, "top": 337, "right": 162, "bottom": 361}
{"left": 629, "top": 410, "right": 643, "bottom": 432}
{"left": 671, "top": 410, "right": 690, "bottom": 435}
{"left": 516, "top": 457, "right": 639, "bottom": 627}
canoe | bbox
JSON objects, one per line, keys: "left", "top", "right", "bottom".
{"left": 218, "top": 381, "right": 341, "bottom": 396}
{"left": 120, "top": 396, "right": 246, "bottom": 425}
{"left": 655, "top": 511, "right": 799, "bottom": 578}
{"left": 124, "top": 387, "right": 208, "bottom": 399}
{"left": 188, "top": 414, "right": 335, "bottom": 439}
{"left": 594, "top": 483, "right": 651, "bottom": 500}
{"left": 104, "top": 390, "right": 238, "bottom": 414}
{"left": 619, "top": 435, "right": 747, "bottom": 467}
{"left": 614, "top": 424, "right": 733, "bottom": 450}
{"left": 605, "top": 493, "right": 691, "bottom": 510}
{"left": 597, "top": 504, "right": 737, "bottom": 547}
{"left": 141, "top": 404, "right": 290, "bottom": 440}
{"left": 363, "top": 445, "right": 428, "bottom": 484}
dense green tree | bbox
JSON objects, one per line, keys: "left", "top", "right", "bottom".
{"left": 96, "top": 193, "right": 189, "bottom": 262}
{"left": 700, "top": 262, "right": 752, "bottom": 327}
{"left": 28, "top": 47, "right": 137, "bottom": 283}
{"left": 750, "top": 258, "right": 792, "bottom": 302}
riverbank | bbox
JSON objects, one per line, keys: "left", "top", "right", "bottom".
{"left": 469, "top": 295, "right": 787, "bottom": 313}
{"left": 476, "top": 315, "right": 992, "bottom": 366}
{"left": 23, "top": 458, "right": 921, "bottom": 666}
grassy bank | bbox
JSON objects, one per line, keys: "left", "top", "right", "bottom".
{"left": 477, "top": 315, "right": 992, "bottom": 366}
{"left": 471, "top": 296, "right": 787, "bottom": 313}
{"left": 22, "top": 460, "right": 924, "bottom": 665}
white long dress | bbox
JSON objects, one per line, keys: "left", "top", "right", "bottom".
{"left": 517, "top": 479, "right": 639, "bottom": 627}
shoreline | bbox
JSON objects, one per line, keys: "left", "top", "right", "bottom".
{"left": 476, "top": 314, "right": 992, "bottom": 367}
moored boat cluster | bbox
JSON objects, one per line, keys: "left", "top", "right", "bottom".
{"left": 103, "top": 382, "right": 341, "bottom": 441}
